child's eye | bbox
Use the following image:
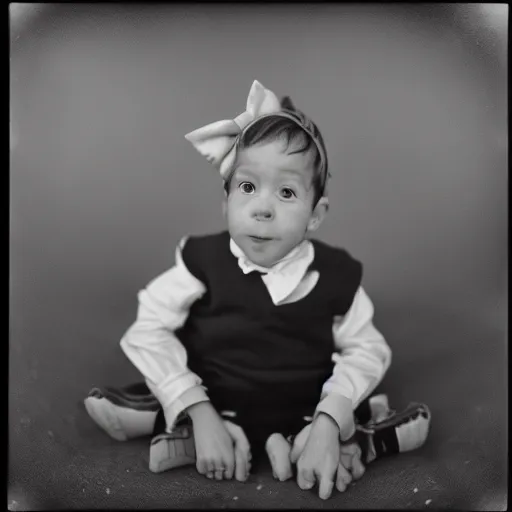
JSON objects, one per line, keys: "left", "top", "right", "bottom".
{"left": 239, "top": 182, "right": 255, "bottom": 194}
{"left": 279, "top": 187, "right": 296, "bottom": 199}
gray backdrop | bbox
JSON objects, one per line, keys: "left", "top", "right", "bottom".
{"left": 9, "top": 4, "right": 507, "bottom": 509}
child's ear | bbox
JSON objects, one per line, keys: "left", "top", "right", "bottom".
{"left": 307, "top": 197, "right": 329, "bottom": 232}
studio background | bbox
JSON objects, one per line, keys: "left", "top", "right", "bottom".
{"left": 9, "top": 4, "right": 507, "bottom": 509}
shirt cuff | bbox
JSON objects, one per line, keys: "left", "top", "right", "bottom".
{"left": 314, "top": 392, "right": 355, "bottom": 440}
{"left": 163, "top": 385, "right": 210, "bottom": 433}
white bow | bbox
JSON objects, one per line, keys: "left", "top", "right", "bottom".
{"left": 185, "top": 80, "right": 282, "bottom": 179}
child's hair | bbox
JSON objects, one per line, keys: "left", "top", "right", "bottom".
{"left": 225, "top": 108, "right": 328, "bottom": 207}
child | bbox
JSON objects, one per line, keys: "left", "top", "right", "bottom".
{"left": 85, "top": 80, "right": 431, "bottom": 500}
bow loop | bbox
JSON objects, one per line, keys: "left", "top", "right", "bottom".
{"left": 184, "top": 119, "right": 240, "bottom": 171}
{"left": 246, "top": 80, "right": 281, "bottom": 117}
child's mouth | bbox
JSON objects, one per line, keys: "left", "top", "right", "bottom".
{"left": 249, "top": 235, "right": 273, "bottom": 243}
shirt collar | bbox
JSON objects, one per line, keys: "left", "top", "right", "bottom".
{"left": 229, "top": 237, "right": 315, "bottom": 305}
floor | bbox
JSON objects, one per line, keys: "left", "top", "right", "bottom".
{"left": 8, "top": 299, "right": 507, "bottom": 510}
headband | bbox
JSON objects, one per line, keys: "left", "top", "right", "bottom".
{"left": 185, "top": 80, "right": 329, "bottom": 196}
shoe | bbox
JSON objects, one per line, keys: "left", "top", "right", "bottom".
{"left": 87, "top": 385, "right": 160, "bottom": 411}
{"left": 148, "top": 411, "right": 242, "bottom": 473}
{"left": 356, "top": 400, "right": 431, "bottom": 459}
{"left": 84, "top": 394, "right": 130, "bottom": 441}
{"left": 84, "top": 384, "right": 160, "bottom": 441}
{"left": 149, "top": 420, "right": 196, "bottom": 473}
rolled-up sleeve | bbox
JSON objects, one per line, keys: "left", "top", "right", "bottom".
{"left": 120, "top": 237, "right": 209, "bottom": 432}
{"left": 315, "top": 286, "right": 392, "bottom": 432}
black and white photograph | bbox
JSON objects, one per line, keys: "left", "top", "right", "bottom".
{"left": 9, "top": 2, "right": 507, "bottom": 509}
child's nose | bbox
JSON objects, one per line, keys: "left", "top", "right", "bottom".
{"left": 251, "top": 201, "right": 275, "bottom": 221}
{"left": 252, "top": 209, "right": 274, "bottom": 220}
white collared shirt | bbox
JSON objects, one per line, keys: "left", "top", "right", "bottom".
{"left": 120, "top": 235, "right": 392, "bottom": 434}
{"left": 229, "top": 238, "right": 319, "bottom": 306}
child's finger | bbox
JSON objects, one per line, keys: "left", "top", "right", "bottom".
{"left": 196, "top": 459, "right": 207, "bottom": 475}
{"left": 350, "top": 453, "right": 366, "bottom": 480}
{"left": 224, "top": 421, "right": 251, "bottom": 481}
{"left": 245, "top": 456, "right": 252, "bottom": 479}
{"left": 318, "top": 473, "right": 335, "bottom": 500}
{"left": 222, "top": 457, "right": 235, "bottom": 480}
{"left": 220, "top": 446, "right": 235, "bottom": 481}
{"left": 206, "top": 460, "right": 216, "bottom": 479}
{"left": 336, "top": 464, "right": 352, "bottom": 493}
{"left": 290, "top": 424, "right": 311, "bottom": 463}
{"left": 340, "top": 442, "right": 365, "bottom": 480}
{"left": 340, "top": 451, "right": 354, "bottom": 470}
{"left": 224, "top": 421, "right": 251, "bottom": 453}
{"left": 297, "top": 465, "right": 315, "bottom": 490}
{"left": 244, "top": 450, "right": 252, "bottom": 479}
{"left": 234, "top": 445, "right": 248, "bottom": 481}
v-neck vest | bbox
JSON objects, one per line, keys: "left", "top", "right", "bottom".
{"left": 176, "top": 231, "right": 362, "bottom": 413}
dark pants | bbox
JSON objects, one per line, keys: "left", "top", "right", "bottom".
{"left": 145, "top": 383, "right": 374, "bottom": 461}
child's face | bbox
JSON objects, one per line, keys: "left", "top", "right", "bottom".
{"left": 225, "top": 140, "right": 327, "bottom": 267}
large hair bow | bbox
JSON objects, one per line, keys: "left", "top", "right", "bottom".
{"left": 184, "top": 80, "right": 328, "bottom": 187}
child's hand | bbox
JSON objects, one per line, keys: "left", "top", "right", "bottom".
{"left": 290, "top": 413, "right": 341, "bottom": 500}
{"left": 224, "top": 420, "right": 252, "bottom": 482}
{"left": 336, "top": 440, "right": 365, "bottom": 492}
{"left": 187, "top": 402, "right": 236, "bottom": 480}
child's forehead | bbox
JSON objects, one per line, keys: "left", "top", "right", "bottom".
{"left": 235, "top": 141, "right": 316, "bottom": 178}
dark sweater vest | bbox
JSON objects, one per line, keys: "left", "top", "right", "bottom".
{"left": 176, "top": 231, "right": 362, "bottom": 417}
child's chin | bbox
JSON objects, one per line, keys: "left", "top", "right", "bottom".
{"left": 256, "top": 258, "right": 278, "bottom": 268}
{"left": 245, "top": 249, "right": 279, "bottom": 268}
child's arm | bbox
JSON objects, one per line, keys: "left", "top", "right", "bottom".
{"left": 314, "top": 286, "right": 392, "bottom": 438}
{"left": 293, "top": 287, "right": 391, "bottom": 499}
{"left": 120, "top": 237, "right": 249, "bottom": 480}
{"left": 120, "top": 236, "right": 209, "bottom": 432}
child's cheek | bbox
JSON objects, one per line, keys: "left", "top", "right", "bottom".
{"left": 227, "top": 193, "right": 249, "bottom": 221}
{"left": 229, "top": 191, "right": 245, "bottom": 209}
{"left": 281, "top": 199, "right": 310, "bottom": 219}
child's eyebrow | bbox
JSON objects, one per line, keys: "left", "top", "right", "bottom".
{"left": 277, "top": 168, "right": 311, "bottom": 186}
{"left": 234, "top": 167, "right": 311, "bottom": 188}
{"left": 234, "top": 167, "right": 258, "bottom": 179}
{"left": 279, "top": 169, "right": 306, "bottom": 179}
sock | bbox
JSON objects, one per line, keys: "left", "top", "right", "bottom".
{"left": 84, "top": 396, "right": 158, "bottom": 441}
